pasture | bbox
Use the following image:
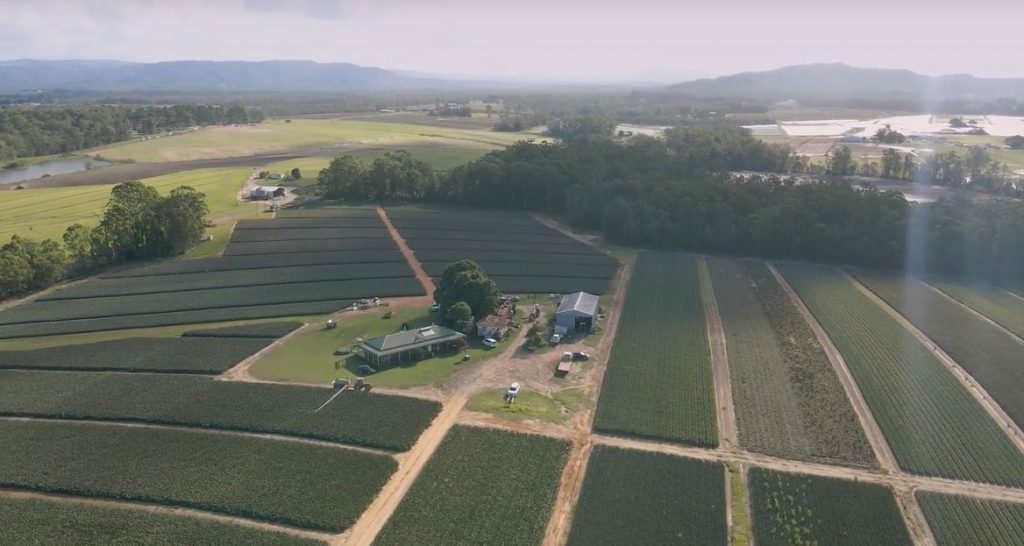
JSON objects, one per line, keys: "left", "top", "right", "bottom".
{"left": 89, "top": 119, "right": 530, "bottom": 163}
{"left": 566, "top": 447, "right": 727, "bottom": 546}
{"left": 593, "top": 252, "right": 718, "bottom": 447}
{"left": 779, "top": 263, "right": 1024, "bottom": 486}
{"left": 375, "top": 426, "right": 568, "bottom": 546}
{"left": 708, "top": 258, "right": 874, "bottom": 467}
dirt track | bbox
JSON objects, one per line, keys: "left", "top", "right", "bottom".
{"left": 698, "top": 257, "right": 738, "bottom": 449}
{"left": 376, "top": 206, "right": 435, "bottom": 305}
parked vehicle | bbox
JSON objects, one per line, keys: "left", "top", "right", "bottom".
{"left": 572, "top": 351, "right": 591, "bottom": 361}
{"left": 482, "top": 337, "right": 498, "bottom": 348}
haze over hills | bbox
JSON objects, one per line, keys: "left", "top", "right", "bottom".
{"left": 661, "top": 63, "right": 1024, "bottom": 104}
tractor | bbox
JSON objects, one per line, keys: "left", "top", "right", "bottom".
{"left": 331, "top": 377, "right": 373, "bottom": 392}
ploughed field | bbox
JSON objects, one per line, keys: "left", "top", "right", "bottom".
{"left": 852, "top": 270, "right": 1024, "bottom": 432}
{"left": 707, "top": 258, "right": 875, "bottom": 467}
{"left": 778, "top": 263, "right": 1024, "bottom": 486}
{"left": 566, "top": 446, "right": 727, "bottom": 546}
{"left": 385, "top": 206, "right": 619, "bottom": 295}
{"left": 593, "top": 252, "right": 718, "bottom": 447}
{"left": 0, "top": 206, "right": 423, "bottom": 338}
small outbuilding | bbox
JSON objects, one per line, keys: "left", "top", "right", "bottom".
{"left": 356, "top": 325, "right": 466, "bottom": 367}
{"left": 555, "top": 291, "right": 599, "bottom": 336}
{"left": 476, "top": 314, "right": 510, "bottom": 340}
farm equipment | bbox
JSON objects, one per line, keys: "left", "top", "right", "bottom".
{"left": 330, "top": 377, "right": 373, "bottom": 392}
{"left": 504, "top": 382, "right": 521, "bottom": 405}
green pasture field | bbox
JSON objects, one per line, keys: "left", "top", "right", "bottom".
{"left": 88, "top": 119, "right": 532, "bottom": 163}
{"left": 0, "top": 167, "right": 252, "bottom": 242}
{"left": 0, "top": 420, "right": 395, "bottom": 532}
{"left": 566, "top": 447, "right": 727, "bottom": 546}
{"left": 0, "top": 496, "right": 322, "bottom": 546}
{"left": 0, "top": 371, "right": 438, "bottom": 451}
{"left": 749, "top": 468, "right": 911, "bottom": 546}
{"left": 917, "top": 492, "right": 1024, "bottom": 546}
{"left": 466, "top": 387, "right": 586, "bottom": 424}
{"left": 779, "top": 263, "right": 1024, "bottom": 486}
{"left": 853, "top": 270, "right": 1024, "bottom": 432}
{"left": 249, "top": 306, "right": 512, "bottom": 388}
{"left": 375, "top": 426, "right": 568, "bottom": 546}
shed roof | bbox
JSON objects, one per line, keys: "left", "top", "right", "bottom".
{"left": 477, "top": 314, "right": 510, "bottom": 329}
{"left": 360, "top": 325, "right": 464, "bottom": 356}
{"left": 556, "top": 291, "right": 599, "bottom": 317}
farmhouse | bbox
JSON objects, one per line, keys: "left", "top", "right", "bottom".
{"left": 555, "top": 291, "right": 599, "bottom": 336}
{"left": 356, "top": 325, "right": 466, "bottom": 367}
{"left": 476, "top": 314, "right": 510, "bottom": 339}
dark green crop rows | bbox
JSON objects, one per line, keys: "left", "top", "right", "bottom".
{"left": 0, "top": 372, "right": 439, "bottom": 451}
{"left": 488, "top": 275, "right": 612, "bottom": 295}
{"left": 404, "top": 237, "right": 599, "bottom": 255}
{"left": 750, "top": 468, "right": 911, "bottom": 546}
{"left": 594, "top": 252, "right": 718, "bottom": 447}
{"left": 0, "top": 278, "right": 422, "bottom": 325}
{"left": 917, "top": 492, "right": 1024, "bottom": 546}
{"left": 415, "top": 249, "right": 616, "bottom": 266}
{"left": 0, "top": 337, "right": 273, "bottom": 373}
{"left": 224, "top": 238, "right": 392, "bottom": 256}
{"left": 235, "top": 217, "right": 383, "bottom": 229}
{"left": 0, "top": 299, "right": 357, "bottom": 339}
{"left": 106, "top": 250, "right": 405, "bottom": 279}
{"left": 421, "top": 261, "right": 619, "bottom": 280}
{"left": 0, "top": 496, "right": 322, "bottom": 546}
{"left": 44, "top": 263, "right": 416, "bottom": 300}
{"left": 566, "top": 446, "right": 726, "bottom": 546}
{"left": 853, "top": 270, "right": 1024, "bottom": 432}
{"left": 230, "top": 227, "right": 389, "bottom": 243}
{"left": 277, "top": 206, "right": 379, "bottom": 218}
{"left": 375, "top": 426, "right": 568, "bottom": 546}
{"left": 0, "top": 420, "right": 395, "bottom": 532}
{"left": 182, "top": 321, "right": 303, "bottom": 339}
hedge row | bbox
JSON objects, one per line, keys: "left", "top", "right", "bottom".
{"left": 105, "top": 250, "right": 406, "bottom": 279}
{"left": 0, "top": 371, "right": 440, "bottom": 451}
{"left": 0, "top": 420, "right": 395, "bottom": 532}
{"left": 0, "top": 337, "right": 273, "bottom": 374}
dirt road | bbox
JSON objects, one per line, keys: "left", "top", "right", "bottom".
{"left": 698, "top": 257, "right": 738, "bottom": 449}
{"left": 768, "top": 263, "right": 899, "bottom": 472}
{"left": 376, "top": 206, "right": 435, "bottom": 305}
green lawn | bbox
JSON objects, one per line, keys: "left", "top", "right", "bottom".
{"left": 89, "top": 119, "right": 535, "bottom": 163}
{"left": 249, "top": 306, "right": 514, "bottom": 388}
{"left": 466, "top": 387, "right": 585, "bottom": 424}
{"left": 0, "top": 167, "right": 253, "bottom": 242}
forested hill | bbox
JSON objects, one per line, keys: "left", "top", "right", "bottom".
{"left": 0, "top": 60, "right": 449, "bottom": 92}
{"left": 660, "top": 63, "right": 1024, "bottom": 105}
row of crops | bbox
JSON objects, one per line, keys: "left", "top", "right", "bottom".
{"left": 593, "top": 252, "right": 718, "bottom": 447}
{"left": 748, "top": 468, "right": 912, "bottom": 546}
{"left": 0, "top": 496, "right": 320, "bottom": 546}
{"left": 567, "top": 446, "right": 727, "bottom": 545}
{"left": 708, "top": 258, "right": 876, "bottom": 467}
{"left": 853, "top": 270, "right": 1024, "bottom": 431}
{"left": 0, "top": 420, "right": 394, "bottom": 532}
{"left": 778, "top": 263, "right": 1024, "bottom": 486}
{"left": 105, "top": 250, "right": 406, "bottom": 278}
{"left": 0, "top": 371, "right": 438, "bottom": 451}
{"left": 918, "top": 492, "right": 1024, "bottom": 546}
{"left": 927, "top": 278, "right": 1024, "bottom": 339}
{"left": 385, "top": 206, "right": 619, "bottom": 295}
{"left": 375, "top": 426, "right": 569, "bottom": 545}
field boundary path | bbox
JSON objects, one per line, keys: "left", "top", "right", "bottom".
{"left": 896, "top": 486, "right": 939, "bottom": 546}
{"left": 767, "top": 263, "right": 899, "bottom": 472}
{"left": 923, "top": 280, "right": 1024, "bottom": 347}
{"left": 845, "top": 271, "right": 1024, "bottom": 456}
{"left": 0, "top": 488, "right": 335, "bottom": 542}
{"left": 698, "top": 257, "right": 738, "bottom": 449}
{"left": 376, "top": 206, "right": 436, "bottom": 300}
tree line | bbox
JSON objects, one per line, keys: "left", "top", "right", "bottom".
{"left": 316, "top": 128, "right": 1024, "bottom": 281}
{"left": 0, "top": 182, "right": 207, "bottom": 299}
{"left": 0, "top": 104, "right": 265, "bottom": 163}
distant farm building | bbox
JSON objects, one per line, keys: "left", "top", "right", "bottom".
{"left": 356, "top": 325, "right": 466, "bottom": 367}
{"left": 249, "top": 186, "right": 286, "bottom": 200}
{"left": 554, "top": 292, "right": 599, "bottom": 336}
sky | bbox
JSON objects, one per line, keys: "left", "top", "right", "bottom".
{"left": 2, "top": 0, "right": 1024, "bottom": 83}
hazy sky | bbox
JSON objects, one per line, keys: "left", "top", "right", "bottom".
{"left": 2, "top": 0, "right": 1023, "bottom": 83}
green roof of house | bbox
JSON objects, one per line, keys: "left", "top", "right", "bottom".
{"left": 360, "top": 325, "right": 465, "bottom": 356}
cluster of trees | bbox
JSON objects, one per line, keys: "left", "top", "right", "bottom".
{"left": 433, "top": 261, "right": 499, "bottom": 323}
{"left": 1007, "top": 135, "right": 1024, "bottom": 150}
{"left": 0, "top": 104, "right": 265, "bottom": 162}
{"left": 493, "top": 112, "right": 547, "bottom": 132}
{"left": 317, "top": 151, "right": 435, "bottom": 200}
{"left": 545, "top": 109, "right": 617, "bottom": 139}
{"left": 0, "top": 182, "right": 207, "bottom": 299}
{"left": 428, "top": 104, "right": 472, "bottom": 117}
{"left": 873, "top": 125, "right": 906, "bottom": 144}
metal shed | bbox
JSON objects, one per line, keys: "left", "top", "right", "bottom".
{"left": 555, "top": 292, "right": 599, "bottom": 335}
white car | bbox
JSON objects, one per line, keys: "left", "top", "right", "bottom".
{"left": 482, "top": 337, "right": 498, "bottom": 348}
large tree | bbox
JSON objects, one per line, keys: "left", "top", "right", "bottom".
{"left": 434, "top": 260, "right": 500, "bottom": 319}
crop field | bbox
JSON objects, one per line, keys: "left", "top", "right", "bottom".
{"left": 853, "top": 270, "right": 1024, "bottom": 430}
{"left": 387, "top": 206, "right": 618, "bottom": 295}
{"left": 708, "top": 258, "right": 875, "bottom": 467}
{"left": 917, "top": 492, "right": 1024, "bottom": 546}
{"left": 0, "top": 496, "right": 321, "bottom": 546}
{"left": 106, "top": 250, "right": 405, "bottom": 278}
{"left": 778, "top": 264, "right": 1024, "bottom": 486}
{"left": 89, "top": 119, "right": 530, "bottom": 163}
{"left": 0, "top": 167, "right": 250, "bottom": 242}
{"left": 929, "top": 279, "right": 1024, "bottom": 338}
{"left": 0, "top": 298, "right": 358, "bottom": 339}
{"left": 181, "top": 321, "right": 302, "bottom": 338}
{"left": 375, "top": 426, "right": 568, "bottom": 546}
{"left": 566, "top": 446, "right": 726, "bottom": 546}
{"left": 0, "top": 420, "right": 395, "bottom": 532}
{"left": 223, "top": 238, "right": 394, "bottom": 255}
{"left": 749, "top": 468, "right": 911, "bottom": 546}
{"left": 230, "top": 227, "right": 388, "bottom": 242}
{"left": 593, "top": 252, "right": 718, "bottom": 447}
{"left": 0, "top": 336, "right": 274, "bottom": 373}
{"left": 0, "top": 372, "right": 438, "bottom": 451}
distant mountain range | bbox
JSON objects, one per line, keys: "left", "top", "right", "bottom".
{"left": 0, "top": 59, "right": 456, "bottom": 93}
{"left": 662, "top": 63, "right": 1024, "bottom": 104}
